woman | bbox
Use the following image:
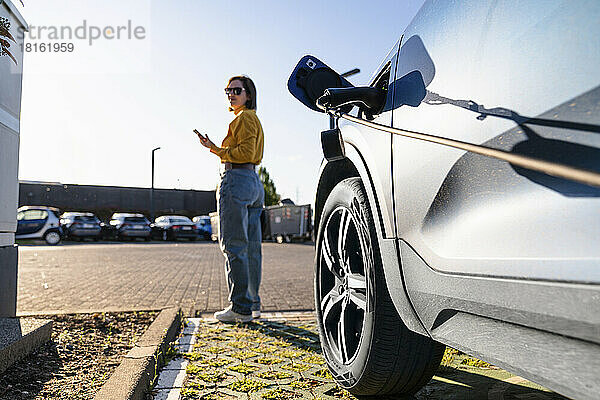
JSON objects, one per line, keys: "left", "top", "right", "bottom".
{"left": 195, "top": 75, "right": 265, "bottom": 323}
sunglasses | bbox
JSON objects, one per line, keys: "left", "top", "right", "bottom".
{"left": 224, "top": 87, "right": 245, "bottom": 95}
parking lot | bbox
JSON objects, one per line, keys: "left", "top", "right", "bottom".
{"left": 14, "top": 240, "right": 568, "bottom": 399}
{"left": 16, "top": 241, "right": 315, "bottom": 316}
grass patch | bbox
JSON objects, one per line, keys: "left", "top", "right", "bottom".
{"left": 182, "top": 352, "right": 204, "bottom": 361}
{"left": 303, "top": 354, "right": 325, "bottom": 365}
{"left": 281, "top": 362, "right": 312, "bottom": 372}
{"left": 180, "top": 387, "right": 203, "bottom": 399}
{"left": 228, "top": 377, "right": 268, "bottom": 393}
{"left": 228, "top": 363, "right": 259, "bottom": 374}
{"left": 227, "top": 340, "right": 249, "bottom": 349}
{"left": 205, "top": 346, "right": 227, "bottom": 354}
{"left": 277, "top": 349, "right": 306, "bottom": 359}
{"left": 313, "top": 368, "right": 333, "bottom": 379}
{"left": 255, "top": 345, "right": 279, "bottom": 354}
{"left": 257, "top": 370, "right": 293, "bottom": 380}
{"left": 261, "top": 387, "right": 300, "bottom": 399}
{"left": 289, "top": 378, "right": 321, "bottom": 390}
{"left": 186, "top": 364, "right": 203, "bottom": 375}
{"left": 203, "top": 358, "right": 231, "bottom": 368}
{"left": 196, "top": 370, "right": 228, "bottom": 383}
{"left": 256, "top": 356, "right": 283, "bottom": 365}
{"left": 461, "top": 357, "right": 492, "bottom": 368}
{"left": 231, "top": 350, "right": 258, "bottom": 360}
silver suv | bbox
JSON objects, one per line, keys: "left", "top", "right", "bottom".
{"left": 288, "top": 1, "right": 599, "bottom": 399}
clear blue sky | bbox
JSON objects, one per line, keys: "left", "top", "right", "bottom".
{"left": 15, "top": 0, "right": 424, "bottom": 205}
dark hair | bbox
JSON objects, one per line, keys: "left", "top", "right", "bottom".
{"left": 228, "top": 75, "right": 257, "bottom": 110}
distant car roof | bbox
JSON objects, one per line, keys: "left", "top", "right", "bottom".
{"left": 61, "top": 212, "right": 96, "bottom": 217}
{"left": 18, "top": 206, "right": 61, "bottom": 212}
{"left": 112, "top": 213, "right": 146, "bottom": 218}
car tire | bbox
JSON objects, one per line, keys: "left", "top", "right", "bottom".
{"left": 44, "top": 230, "right": 61, "bottom": 246}
{"left": 315, "top": 178, "right": 444, "bottom": 396}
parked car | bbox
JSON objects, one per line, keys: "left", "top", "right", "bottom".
{"left": 152, "top": 215, "right": 197, "bottom": 241}
{"left": 192, "top": 215, "right": 212, "bottom": 240}
{"left": 16, "top": 206, "right": 63, "bottom": 245}
{"left": 287, "top": 1, "right": 600, "bottom": 399}
{"left": 60, "top": 212, "right": 102, "bottom": 241}
{"left": 109, "top": 213, "right": 151, "bottom": 241}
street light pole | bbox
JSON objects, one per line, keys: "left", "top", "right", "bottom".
{"left": 330, "top": 68, "right": 360, "bottom": 129}
{"left": 151, "top": 147, "right": 161, "bottom": 222}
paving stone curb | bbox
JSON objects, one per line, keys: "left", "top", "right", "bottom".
{"left": 0, "top": 318, "right": 52, "bottom": 375}
{"left": 94, "top": 307, "right": 183, "bottom": 400}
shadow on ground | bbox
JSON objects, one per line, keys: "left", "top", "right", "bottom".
{"left": 0, "top": 342, "right": 63, "bottom": 400}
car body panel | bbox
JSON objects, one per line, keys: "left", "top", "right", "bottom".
{"left": 289, "top": 1, "right": 600, "bottom": 397}
{"left": 340, "top": 144, "right": 429, "bottom": 336}
{"left": 390, "top": 0, "right": 600, "bottom": 283}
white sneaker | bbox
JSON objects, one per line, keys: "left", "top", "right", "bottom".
{"left": 214, "top": 306, "right": 252, "bottom": 323}
{"left": 252, "top": 310, "right": 261, "bottom": 319}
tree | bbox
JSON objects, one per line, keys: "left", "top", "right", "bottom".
{"left": 258, "top": 166, "right": 280, "bottom": 206}
{"left": 0, "top": 1, "right": 24, "bottom": 65}
{"left": 0, "top": 16, "right": 17, "bottom": 64}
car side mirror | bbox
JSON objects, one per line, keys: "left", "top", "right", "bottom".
{"left": 288, "top": 55, "right": 354, "bottom": 113}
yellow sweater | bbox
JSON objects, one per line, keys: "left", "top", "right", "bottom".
{"left": 210, "top": 106, "right": 264, "bottom": 164}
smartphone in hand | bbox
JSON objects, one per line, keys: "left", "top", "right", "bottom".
{"left": 193, "top": 129, "right": 207, "bottom": 142}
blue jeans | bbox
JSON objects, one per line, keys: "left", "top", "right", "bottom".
{"left": 217, "top": 169, "right": 264, "bottom": 315}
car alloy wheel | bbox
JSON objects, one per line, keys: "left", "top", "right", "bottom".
{"left": 315, "top": 178, "right": 444, "bottom": 396}
{"left": 318, "top": 203, "right": 368, "bottom": 364}
{"left": 44, "top": 231, "right": 61, "bottom": 245}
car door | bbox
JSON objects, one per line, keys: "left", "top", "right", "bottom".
{"left": 391, "top": 0, "right": 600, "bottom": 283}
{"left": 389, "top": 0, "right": 600, "bottom": 347}
{"left": 16, "top": 210, "right": 48, "bottom": 235}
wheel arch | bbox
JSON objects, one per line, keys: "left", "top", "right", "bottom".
{"left": 315, "top": 143, "right": 430, "bottom": 337}
{"left": 314, "top": 157, "right": 360, "bottom": 234}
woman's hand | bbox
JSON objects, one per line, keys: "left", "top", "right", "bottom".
{"left": 194, "top": 129, "right": 216, "bottom": 149}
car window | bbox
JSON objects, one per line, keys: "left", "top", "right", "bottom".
{"left": 371, "top": 61, "right": 391, "bottom": 92}
{"left": 124, "top": 217, "right": 148, "bottom": 223}
{"left": 21, "top": 210, "right": 48, "bottom": 220}
{"left": 74, "top": 215, "right": 94, "bottom": 222}
{"left": 171, "top": 217, "right": 192, "bottom": 223}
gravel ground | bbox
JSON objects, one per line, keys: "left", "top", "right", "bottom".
{"left": 0, "top": 311, "right": 158, "bottom": 400}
